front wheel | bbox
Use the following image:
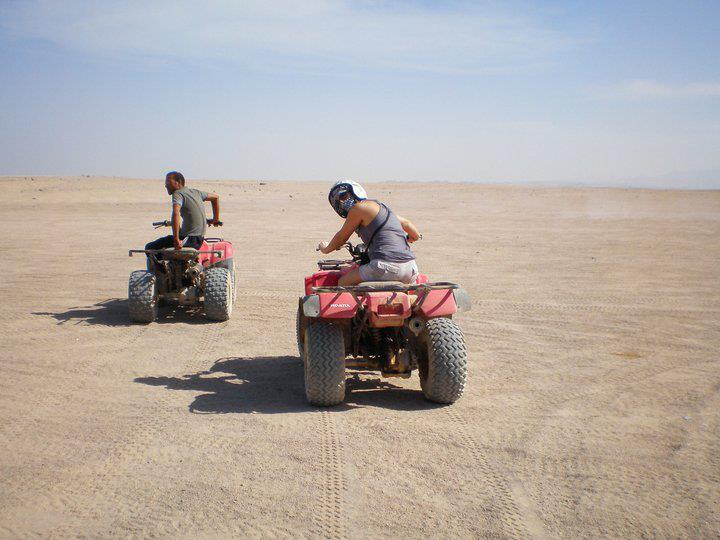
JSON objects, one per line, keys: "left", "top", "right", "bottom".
{"left": 418, "top": 318, "right": 467, "bottom": 404}
{"left": 304, "top": 322, "right": 346, "bottom": 406}
{"left": 128, "top": 270, "right": 158, "bottom": 323}
{"left": 204, "top": 267, "right": 233, "bottom": 321}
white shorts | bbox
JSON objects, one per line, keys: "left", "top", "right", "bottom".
{"left": 359, "top": 259, "right": 419, "bottom": 284}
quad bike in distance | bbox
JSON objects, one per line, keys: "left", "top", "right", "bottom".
{"left": 297, "top": 242, "right": 471, "bottom": 407}
{"left": 127, "top": 220, "right": 236, "bottom": 323}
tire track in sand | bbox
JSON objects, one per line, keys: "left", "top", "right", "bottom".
{"left": 312, "top": 410, "right": 347, "bottom": 540}
{"left": 96, "top": 321, "right": 227, "bottom": 535}
{"left": 473, "top": 299, "right": 720, "bottom": 315}
{"left": 442, "top": 407, "right": 545, "bottom": 539}
{"left": 0, "top": 323, "right": 151, "bottom": 537}
{"left": 0, "top": 323, "right": 148, "bottom": 449}
{"left": 45, "top": 321, "right": 227, "bottom": 538}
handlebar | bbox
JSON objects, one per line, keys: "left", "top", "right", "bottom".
{"left": 317, "top": 242, "right": 366, "bottom": 263}
{"left": 315, "top": 242, "right": 358, "bottom": 253}
{"left": 152, "top": 219, "right": 223, "bottom": 228}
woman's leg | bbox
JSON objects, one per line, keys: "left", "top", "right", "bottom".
{"left": 338, "top": 267, "right": 363, "bottom": 286}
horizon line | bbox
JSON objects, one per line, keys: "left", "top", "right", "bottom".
{"left": 2, "top": 174, "right": 718, "bottom": 192}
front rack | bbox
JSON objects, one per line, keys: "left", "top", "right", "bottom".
{"left": 317, "top": 259, "right": 356, "bottom": 270}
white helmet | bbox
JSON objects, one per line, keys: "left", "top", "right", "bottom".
{"left": 328, "top": 179, "right": 367, "bottom": 217}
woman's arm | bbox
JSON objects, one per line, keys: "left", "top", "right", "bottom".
{"left": 397, "top": 215, "right": 421, "bottom": 242}
{"left": 319, "top": 208, "right": 363, "bottom": 254}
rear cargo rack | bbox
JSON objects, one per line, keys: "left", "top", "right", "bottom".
{"left": 312, "top": 281, "right": 459, "bottom": 294}
{"left": 128, "top": 249, "right": 223, "bottom": 257}
{"left": 311, "top": 281, "right": 460, "bottom": 311}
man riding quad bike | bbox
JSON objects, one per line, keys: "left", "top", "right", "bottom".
{"left": 127, "top": 171, "right": 235, "bottom": 322}
{"left": 297, "top": 180, "right": 471, "bottom": 406}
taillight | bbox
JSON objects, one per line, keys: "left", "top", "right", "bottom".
{"left": 377, "top": 303, "right": 404, "bottom": 316}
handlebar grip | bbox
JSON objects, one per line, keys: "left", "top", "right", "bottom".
{"left": 152, "top": 220, "right": 169, "bottom": 227}
{"left": 207, "top": 220, "right": 223, "bottom": 226}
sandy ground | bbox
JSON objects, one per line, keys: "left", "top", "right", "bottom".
{"left": 0, "top": 176, "right": 718, "bottom": 538}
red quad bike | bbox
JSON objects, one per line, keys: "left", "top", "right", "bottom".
{"left": 297, "top": 242, "right": 472, "bottom": 407}
{"left": 127, "top": 220, "right": 236, "bottom": 323}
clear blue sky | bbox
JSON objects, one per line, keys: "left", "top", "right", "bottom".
{"left": 1, "top": 1, "right": 719, "bottom": 187}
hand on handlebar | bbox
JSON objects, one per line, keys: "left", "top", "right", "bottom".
{"left": 317, "top": 241, "right": 329, "bottom": 253}
{"left": 207, "top": 219, "right": 223, "bottom": 227}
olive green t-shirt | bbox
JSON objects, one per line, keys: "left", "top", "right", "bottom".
{"left": 171, "top": 187, "right": 208, "bottom": 237}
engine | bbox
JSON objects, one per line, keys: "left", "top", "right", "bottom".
{"left": 185, "top": 261, "right": 204, "bottom": 281}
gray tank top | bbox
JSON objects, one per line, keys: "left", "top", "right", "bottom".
{"left": 357, "top": 201, "right": 415, "bottom": 263}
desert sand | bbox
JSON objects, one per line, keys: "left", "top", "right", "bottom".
{"left": 0, "top": 176, "right": 718, "bottom": 538}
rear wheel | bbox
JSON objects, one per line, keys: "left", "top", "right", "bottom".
{"left": 231, "top": 261, "right": 237, "bottom": 304}
{"left": 204, "top": 267, "right": 233, "bottom": 321}
{"left": 128, "top": 270, "right": 158, "bottom": 323}
{"left": 304, "top": 322, "right": 345, "bottom": 406}
{"left": 418, "top": 318, "right": 467, "bottom": 403}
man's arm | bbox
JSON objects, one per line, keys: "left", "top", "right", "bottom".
{"left": 171, "top": 204, "right": 182, "bottom": 249}
{"left": 319, "top": 208, "right": 363, "bottom": 254}
{"left": 396, "top": 215, "right": 421, "bottom": 242}
{"left": 204, "top": 192, "right": 220, "bottom": 225}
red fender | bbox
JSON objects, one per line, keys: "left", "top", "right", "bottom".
{"left": 415, "top": 288, "right": 457, "bottom": 317}
{"left": 317, "top": 292, "right": 358, "bottom": 318}
{"left": 199, "top": 240, "right": 234, "bottom": 267}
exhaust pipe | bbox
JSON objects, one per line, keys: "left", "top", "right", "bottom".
{"left": 408, "top": 317, "right": 425, "bottom": 336}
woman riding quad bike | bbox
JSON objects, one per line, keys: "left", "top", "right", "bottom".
{"left": 299, "top": 180, "right": 469, "bottom": 407}
{"left": 318, "top": 180, "right": 422, "bottom": 286}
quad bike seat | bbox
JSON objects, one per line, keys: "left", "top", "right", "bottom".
{"left": 159, "top": 247, "right": 199, "bottom": 261}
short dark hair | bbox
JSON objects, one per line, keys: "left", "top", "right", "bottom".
{"left": 166, "top": 171, "right": 185, "bottom": 186}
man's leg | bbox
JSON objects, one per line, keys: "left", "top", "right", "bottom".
{"left": 145, "top": 235, "right": 175, "bottom": 271}
{"left": 184, "top": 236, "right": 204, "bottom": 249}
{"left": 145, "top": 235, "right": 175, "bottom": 251}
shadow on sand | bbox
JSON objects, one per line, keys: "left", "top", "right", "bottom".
{"left": 33, "top": 298, "right": 213, "bottom": 327}
{"left": 135, "top": 356, "right": 442, "bottom": 414}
